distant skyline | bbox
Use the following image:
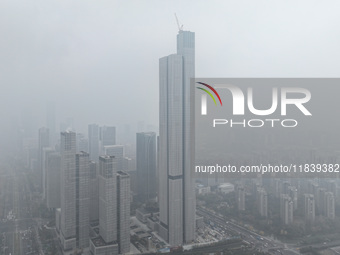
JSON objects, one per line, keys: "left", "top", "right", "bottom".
{"left": 1, "top": 0, "right": 340, "bottom": 155}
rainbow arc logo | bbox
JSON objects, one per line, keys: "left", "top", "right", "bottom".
{"left": 196, "top": 82, "right": 223, "bottom": 106}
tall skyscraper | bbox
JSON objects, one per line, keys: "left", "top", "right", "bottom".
{"left": 88, "top": 124, "right": 100, "bottom": 162}
{"left": 236, "top": 185, "right": 245, "bottom": 211}
{"left": 257, "top": 188, "right": 268, "bottom": 217}
{"left": 98, "top": 156, "right": 117, "bottom": 243}
{"left": 280, "top": 194, "right": 294, "bottom": 225}
{"left": 89, "top": 161, "right": 99, "bottom": 222}
{"left": 60, "top": 131, "right": 77, "bottom": 252}
{"left": 324, "top": 192, "right": 335, "bottom": 220}
{"left": 159, "top": 30, "right": 195, "bottom": 245}
{"left": 136, "top": 132, "right": 157, "bottom": 202}
{"left": 304, "top": 194, "right": 315, "bottom": 222}
{"left": 42, "top": 147, "right": 54, "bottom": 200}
{"left": 75, "top": 152, "right": 90, "bottom": 249}
{"left": 38, "top": 127, "right": 49, "bottom": 192}
{"left": 46, "top": 152, "right": 61, "bottom": 209}
{"left": 90, "top": 156, "right": 130, "bottom": 254}
{"left": 117, "top": 171, "right": 130, "bottom": 254}
{"left": 59, "top": 132, "right": 91, "bottom": 253}
{"left": 288, "top": 186, "right": 298, "bottom": 210}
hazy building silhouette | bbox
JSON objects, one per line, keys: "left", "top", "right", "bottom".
{"left": 304, "top": 194, "right": 315, "bottom": 222}
{"left": 117, "top": 171, "right": 130, "bottom": 254}
{"left": 236, "top": 185, "right": 245, "bottom": 211}
{"left": 100, "top": 126, "right": 116, "bottom": 147}
{"left": 288, "top": 186, "right": 298, "bottom": 210}
{"left": 75, "top": 151, "right": 90, "bottom": 249}
{"left": 98, "top": 155, "right": 117, "bottom": 243}
{"left": 104, "top": 145, "right": 124, "bottom": 171}
{"left": 42, "top": 147, "right": 54, "bottom": 200}
{"left": 59, "top": 131, "right": 77, "bottom": 252}
{"left": 324, "top": 192, "right": 335, "bottom": 220}
{"left": 46, "top": 152, "right": 61, "bottom": 209}
{"left": 280, "top": 194, "right": 294, "bottom": 225}
{"left": 38, "top": 127, "right": 49, "bottom": 193}
{"left": 88, "top": 124, "right": 100, "bottom": 162}
{"left": 257, "top": 188, "right": 267, "bottom": 217}
{"left": 89, "top": 161, "right": 99, "bottom": 222}
{"left": 136, "top": 132, "right": 156, "bottom": 203}
{"left": 159, "top": 30, "right": 196, "bottom": 245}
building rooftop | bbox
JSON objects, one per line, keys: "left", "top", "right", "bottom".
{"left": 218, "top": 183, "right": 234, "bottom": 188}
{"left": 77, "top": 151, "right": 89, "bottom": 156}
{"left": 117, "top": 171, "right": 129, "bottom": 176}
{"left": 99, "top": 155, "right": 115, "bottom": 160}
{"left": 90, "top": 236, "right": 117, "bottom": 247}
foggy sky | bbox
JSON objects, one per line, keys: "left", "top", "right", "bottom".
{"left": 1, "top": 0, "right": 340, "bottom": 151}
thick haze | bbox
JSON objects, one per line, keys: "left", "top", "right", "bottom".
{"left": 1, "top": 0, "right": 340, "bottom": 156}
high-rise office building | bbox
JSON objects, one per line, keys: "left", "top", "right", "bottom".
{"left": 89, "top": 161, "right": 99, "bottom": 222}
{"left": 158, "top": 30, "right": 196, "bottom": 246}
{"left": 104, "top": 145, "right": 124, "bottom": 171}
{"left": 236, "top": 185, "right": 245, "bottom": 211}
{"left": 90, "top": 156, "right": 130, "bottom": 254}
{"left": 42, "top": 147, "right": 54, "bottom": 200}
{"left": 324, "top": 192, "right": 335, "bottom": 220}
{"left": 317, "top": 188, "right": 326, "bottom": 214}
{"left": 304, "top": 194, "right": 315, "bottom": 222}
{"left": 257, "top": 188, "right": 267, "bottom": 217}
{"left": 46, "top": 152, "right": 61, "bottom": 209}
{"left": 88, "top": 124, "right": 100, "bottom": 162}
{"left": 59, "top": 133, "right": 90, "bottom": 253}
{"left": 280, "top": 194, "right": 294, "bottom": 225}
{"left": 38, "top": 127, "right": 49, "bottom": 192}
{"left": 122, "top": 156, "right": 134, "bottom": 172}
{"left": 98, "top": 155, "right": 117, "bottom": 243}
{"left": 136, "top": 132, "right": 157, "bottom": 202}
{"left": 75, "top": 152, "right": 90, "bottom": 249}
{"left": 117, "top": 171, "right": 130, "bottom": 254}
{"left": 288, "top": 186, "right": 298, "bottom": 210}
{"left": 60, "top": 131, "right": 77, "bottom": 252}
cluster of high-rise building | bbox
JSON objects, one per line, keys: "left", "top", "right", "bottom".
{"left": 34, "top": 29, "right": 198, "bottom": 254}
{"left": 273, "top": 179, "right": 336, "bottom": 225}
{"left": 307, "top": 180, "right": 336, "bottom": 220}
{"left": 209, "top": 178, "right": 337, "bottom": 227}
{"left": 10, "top": 24, "right": 340, "bottom": 255}
{"left": 41, "top": 130, "right": 131, "bottom": 255}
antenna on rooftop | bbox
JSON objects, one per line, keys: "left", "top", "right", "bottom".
{"left": 174, "top": 13, "right": 183, "bottom": 31}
